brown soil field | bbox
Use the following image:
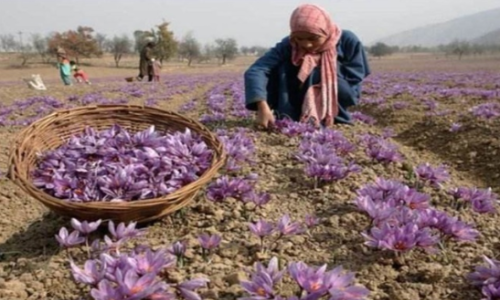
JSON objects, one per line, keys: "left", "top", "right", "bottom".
{"left": 0, "top": 53, "right": 499, "bottom": 300}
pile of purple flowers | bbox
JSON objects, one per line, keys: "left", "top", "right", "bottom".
{"left": 470, "top": 102, "right": 500, "bottom": 120}
{"left": 351, "top": 111, "right": 376, "bottom": 125}
{"left": 295, "top": 143, "right": 360, "bottom": 186}
{"left": 32, "top": 125, "right": 213, "bottom": 202}
{"left": 240, "top": 257, "right": 369, "bottom": 300}
{"left": 413, "top": 163, "right": 450, "bottom": 188}
{"left": 274, "top": 118, "right": 316, "bottom": 137}
{"left": 358, "top": 133, "right": 404, "bottom": 163}
{"left": 229, "top": 81, "right": 253, "bottom": 119}
{"left": 216, "top": 128, "right": 256, "bottom": 172}
{"left": 467, "top": 256, "right": 500, "bottom": 300}
{"left": 56, "top": 218, "right": 209, "bottom": 300}
{"left": 0, "top": 96, "right": 66, "bottom": 126}
{"left": 199, "top": 83, "right": 232, "bottom": 123}
{"left": 449, "top": 186, "right": 497, "bottom": 213}
{"left": 355, "top": 178, "right": 479, "bottom": 254}
{"left": 300, "top": 129, "right": 356, "bottom": 156}
{"left": 290, "top": 128, "right": 360, "bottom": 186}
{"left": 249, "top": 215, "right": 304, "bottom": 250}
{"left": 206, "top": 174, "right": 271, "bottom": 207}
{"left": 178, "top": 98, "right": 198, "bottom": 114}
{"left": 392, "top": 101, "right": 410, "bottom": 110}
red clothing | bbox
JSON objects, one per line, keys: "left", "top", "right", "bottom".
{"left": 73, "top": 70, "right": 89, "bottom": 82}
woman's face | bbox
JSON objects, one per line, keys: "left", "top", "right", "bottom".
{"left": 291, "top": 31, "right": 327, "bottom": 53}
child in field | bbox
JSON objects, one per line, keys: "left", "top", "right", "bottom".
{"left": 244, "top": 4, "right": 371, "bottom": 129}
{"left": 70, "top": 61, "right": 91, "bottom": 85}
{"left": 56, "top": 49, "right": 72, "bottom": 86}
{"left": 152, "top": 58, "right": 161, "bottom": 82}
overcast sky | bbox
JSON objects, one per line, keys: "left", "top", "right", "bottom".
{"left": 0, "top": 0, "right": 499, "bottom": 47}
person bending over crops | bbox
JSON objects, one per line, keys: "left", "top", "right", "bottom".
{"left": 244, "top": 4, "right": 371, "bottom": 129}
{"left": 70, "top": 61, "right": 91, "bottom": 85}
{"left": 137, "top": 41, "right": 156, "bottom": 82}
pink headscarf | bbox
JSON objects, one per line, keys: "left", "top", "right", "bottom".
{"left": 290, "top": 4, "right": 342, "bottom": 126}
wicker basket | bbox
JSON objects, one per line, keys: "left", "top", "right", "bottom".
{"left": 8, "top": 105, "right": 226, "bottom": 223}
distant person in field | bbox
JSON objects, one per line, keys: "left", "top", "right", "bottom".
{"left": 56, "top": 49, "right": 72, "bottom": 86}
{"left": 151, "top": 58, "right": 162, "bottom": 82}
{"left": 137, "top": 41, "right": 156, "bottom": 82}
{"left": 244, "top": 4, "right": 371, "bottom": 129}
{"left": 70, "top": 61, "right": 91, "bottom": 85}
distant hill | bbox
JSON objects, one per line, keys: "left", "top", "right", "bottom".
{"left": 472, "top": 28, "right": 500, "bottom": 45}
{"left": 374, "top": 8, "right": 500, "bottom": 47}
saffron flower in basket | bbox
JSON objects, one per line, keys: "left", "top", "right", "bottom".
{"left": 31, "top": 124, "right": 214, "bottom": 202}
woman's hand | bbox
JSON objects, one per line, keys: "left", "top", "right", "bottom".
{"left": 255, "top": 101, "right": 275, "bottom": 129}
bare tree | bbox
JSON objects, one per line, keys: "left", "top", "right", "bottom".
{"left": 95, "top": 33, "right": 107, "bottom": 53}
{"left": 445, "top": 40, "right": 471, "bottom": 60}
{"left": 108, "top": 35, "right": 133, "bottom": 67}
{"left": 18, "top": 44, "right": 36, "bottom": 66}
{"left": 198, "top": 43, "right": 215, "bottom": 63}
{"left": 178, "top": 32, "right": 201, "bottom": 66}
{"left": 214, "top": 38, "right": 238, "bottom": 65}
{"left": 0, "top": 34, "right": 18, "bottom": 52}
{"left": 31, "top": 33, "right": 51, "bottom": 63}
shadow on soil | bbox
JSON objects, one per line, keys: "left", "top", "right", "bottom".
{"left": 396, "top": 119, "right": 500, "bottom": 189}
{"left": 357, "top": 106, "right": 500, "bottom": 190}
{"left": 0, "top": 212, "right": 67, "bottom": 262}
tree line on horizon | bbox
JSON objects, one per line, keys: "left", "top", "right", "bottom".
{"left": 0, "top": 22, "right": 270, "bottom": 67}
{"left": 368, "top": 40, "right": 500, "bottom": 60}
{"left": 2, "top": 21, "right": 500, "bottom": 67}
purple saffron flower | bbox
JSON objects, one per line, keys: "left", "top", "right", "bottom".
{"left": 133, "top": 248, "right": 175, "bottom": 275}
{"left": 482, "top": 282, "right": 500, "bottom": 300}
{"left": 467, "top": 256, "right": 500, "bottom": 287}
{"left": 198, "top": 233, "right": 222, "bottom": 250}
{"left": 242, "top": 191, "right": 271, "bottom": 207}
{"left": 240, "top": 271, "right": 276, "bottom": 299}
{"left": 277, "top": 215, "right": 303, "bottom": 236}
{"left": 397, "top": 187, "right": 430, "bottom": 210}
{"left": 249, "top": 220, "right": 274, "bottom": 238}
{"left": 326, "top": 266, "right": 370, "bottom": 299}
{"left": 363, "top": 223, "right": 430, "bottom": 253}
{"left": 116, "top": 269, "right": 163, "bottom": 300}
{"left": 90, "top": 279, "right": 123, "bottom": 300}
{"left": 178, "top": 278, "right": 209, "bottom": 300}
{"left": 288, "top": 261, "right": 329, "bottom": 293}
{"left": 470, "top": 188, "right": 497, "bottom": 214}
{"left": 450, "top": 123, "right": 462, "bottom": 132}
{"left": 102, "top": 235, "right": 124, "bottom": 254}
{"left": 443, "top": 218, "right": 479, "bottom": 242}
{"left": 254, "top": 257, "right": 286, "bottom": 284}
{"left": 108, "top": 221, "right": 142, "bottom": 241}
{"left": 354, "top": 195, "right": 397, "bottom": 224}
{"left": 351, "top": 111, "right": 376, "bottom": 125}
{"left": 304, "top": 214, "right": 320, "bottom": 228}
{"left": 414, "top": 163, "right": 450, "bottom": 187}
{"left": 364, "top": 136, "right": 403, "bottom": 163}
{"left": 168, "top": 241, "right": 187, "bottom": 258}
{"left": 70, "top": 259, "right": 106, "bottom": 285}
{"left": 55, "top": 227, "right": 85, "bottom": 248}
{"left": 70, "top": 218, "right": 102, "bottom": 235}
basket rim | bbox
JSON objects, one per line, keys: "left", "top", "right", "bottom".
{"left": 8, "top": 104, "right": 227, "bottom": 210}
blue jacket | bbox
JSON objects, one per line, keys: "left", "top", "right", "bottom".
{"left": 244, "top": 30, "right": 371, "bottom": 123}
